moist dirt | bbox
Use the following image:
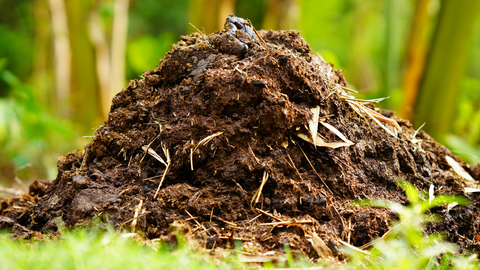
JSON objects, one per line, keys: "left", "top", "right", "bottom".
{"left": 2, "top": 15, "right": 480, "bottom": 261}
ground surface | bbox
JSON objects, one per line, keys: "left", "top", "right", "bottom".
{"left": 2, "top": 16, "right": 480, "bottom": 262}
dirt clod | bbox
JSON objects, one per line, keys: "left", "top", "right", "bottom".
{"left": 2, "top": 15, "right": 480, "bottom": 260}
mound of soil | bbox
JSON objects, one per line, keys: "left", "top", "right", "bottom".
{"left": 2, "top": 15, "right": 480, "bottom": 260}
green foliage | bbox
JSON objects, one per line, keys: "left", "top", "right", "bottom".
{"left": 444, "top": 134, "right": 480, "bottom": 165}
{"left": 346, "top": 180, "right": 476, "bottom": 270}
{"left": 446, "top": 76, "right": 480, "bottom": 164}
{"left": 126, "top": 32, "right": 176, "bottom": 76}
{"left": 129, "top": 0, "right": 189, "bottom": 37}
{"left": 0, "top": 1, "right": 34, "bottom": 92}
{"left": 0, "top": 61, "right": 78, "bottom": 182}
{"left": 0, "top": 228, "right": 254, "bottom": 270}
{"left": 299, "top": 0, "right": 412, "bottom": 99}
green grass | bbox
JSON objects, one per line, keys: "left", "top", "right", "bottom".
{"left": 1, "top": 181, "right": 479, "bottom": 269}
{"left": 0, "top": 228, "right": 253, "bottom": 270}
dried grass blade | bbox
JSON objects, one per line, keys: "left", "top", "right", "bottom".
{"left": 190, "top": 132, "right": 223, "bottom": 171}
{"left": 348, "top": 101, "right": 398, "bottom": 137}
{"left": 446, "top": 156, "right": 475, "bottom": 182}
{"left": 189, "top": 23, "right": 205, "bottom": 36}
{"left": 190, "top": 147, "right": 194, "bottom": 171}
{"left": 185, "top": 210, "right": 211, "bottom": 235}
{"left": 250, "top": 20, "right": 266, "bottom": 45}
{"left": 447, "top": 202, "right": 458, "bottom": 213}
{"left": 248, "top": 143, "right": 261, "bottom": 164}
{"left": 364, "top": 96, "right": 390, "bottom": 103}
{"left": 309, "top": 106, "right": 321, "bottom": 147}
{"left": 295, "top": 141, "right": 333, "bottom": 194}
{"left": 192, "top": 131, "right": 223, "bottom": 154}
{"left": 142, "top": 146, "right": 167, "bottom": 166}
{"left": 346, "top": 96, "right": 389, "bottom": 104}
{"left": 296, "top": 133, "right": 353, "bottom": 149}
{"left": 255, "top": 208, "right": 282, "bottom": 221}
{"left": 154, "top": 146, "right": 171, "bottom": 199}
{"left": 320, "top": 122, "right": 354, "bottom": 145}
{"left": 259, "top": 220, "right": 313, "bottom": 226}
{"left": 338, "top": 239, "right": 371, "bottom": 255}
{"left": 251, "top": 171, "right": 269, "bottom": 207}
{"left": 356, "top": 103, "right": 399, "bottom": 128}
{"left": 341, "top": 86, "right": 358, "bottom": 93}
{"left": 359, "top": 222, "right": 403, "bottom": 250}
{"left": 216, "top": 216, "right": 238, "bottom": 228}
{"left": 413, "top": 122, "right": 426, "bottom": 138}
{"left": 310, "top": 232, "right": 334, "bottom": 260}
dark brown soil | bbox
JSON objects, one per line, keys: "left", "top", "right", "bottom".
{"left": 2, "top": 15, "right": 480, "bottom": 260}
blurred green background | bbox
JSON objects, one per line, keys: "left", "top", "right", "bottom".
{"left": 1, "top": 0, "right": 480, "bottom": 193}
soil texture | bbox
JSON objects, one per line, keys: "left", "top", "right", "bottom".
{"left": 2, "top": 15, "right": 480, "bottom": 261}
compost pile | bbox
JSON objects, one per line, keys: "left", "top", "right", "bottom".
{"left": 2, "top": 15, "right": 480, "bottom": 260}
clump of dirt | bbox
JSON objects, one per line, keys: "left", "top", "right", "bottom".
{"left": 2, "top": 15, "right": 480, "bottom": 260}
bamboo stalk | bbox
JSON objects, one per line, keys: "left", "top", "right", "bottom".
{"left": 48, "top": 0, "right": 71, "bottom": 112}
{"left": 414, "top": 0, "right": 480, "bottom": 140}
{"left": 401, "top": 0, "right": 436, "bottom": 120}
{"left": 88, "top": 8, "right": 110, "bottom": 118}
{"left": 109, "top": 0, "right": 130, "bottom": 114}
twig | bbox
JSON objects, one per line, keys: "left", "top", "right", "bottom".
{"left": 327, "top": 195, "right": 346, "bottom": 240}
{"left": 251, "top": 170, "right": 269, "bottom": 208}
{"left": 189, "top": 22, "right": 206, "bottom": 36}
{"left": 185, "top": 210, "right": 211, "bottom": 236}
{"left": 284, "top": 153, "right": 304, "bottom": 181}
{"left": 234, "top": 65, "right": 247, "bottom": 76}
{"left": 131, "top": 199, "right": 143, "bottom": 233}
{"left": 14, "top": 163, "right": 32, "bottom": 172}
{"left": 153, "top": 144, "right": 171, "bottom": 199}
{"left": 248, "top": 214, "right": 262, "bottom": 223}
{"left": 120, "top": 211, "right": 150, "bottom": 225}
{"left": 248, "top": 143, "right": 261, "bottom": 164}
{"left": 258, "top": 220, "right": 313, "bottom": 226}
{"left": 338, "top": 239, "right": 371, "bottom": 255}
{"left": 255, "top": 208, "right": 282, "bottom": 221}
{"left": 80, "top": 149, "right": 89, "bottom": 169}
{"left": 216, "top": 216, "right": 238, "bottom": 228}
{"left": 142, "top": 175, "right": 163, "bottom": 182}
{"left": 250, "top": 20, "right": 266, "bottom": 45}
{"left": 359, "top": 223, "right": 400, "bottom": 250}
{"left": 294, "top": 140, "right": 333, "bottom": 194}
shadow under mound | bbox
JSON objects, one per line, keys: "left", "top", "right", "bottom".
{"left": 2, "top": 15, "right": 480, "bottom": 261}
